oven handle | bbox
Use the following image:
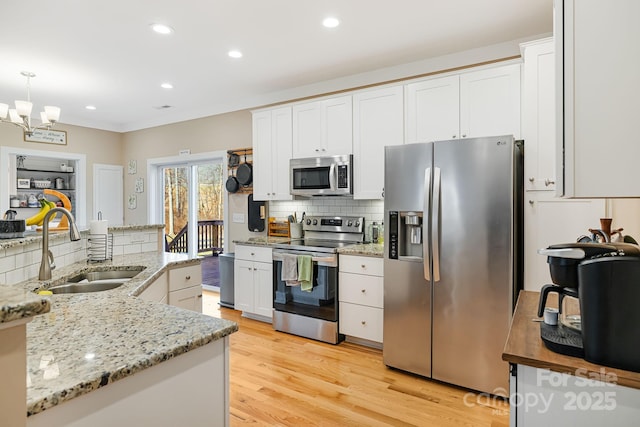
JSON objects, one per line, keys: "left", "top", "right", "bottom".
{"left": 272, "top": 250, "right": 337, "bottom": 267}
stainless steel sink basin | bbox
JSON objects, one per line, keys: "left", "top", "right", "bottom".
{"left": 49, "top": 280, "right": 126, "bottom": 294}
{"left": 46, "top": 267, "right": 145, "bottom": 294}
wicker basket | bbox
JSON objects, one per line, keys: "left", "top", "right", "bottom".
{"left": 33, "top": 180, "right": 51, "bottom": 189}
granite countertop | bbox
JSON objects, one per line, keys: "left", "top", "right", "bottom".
{"left": 503, "top": 290, "right": 640, "bottom": 390}
{"left": 15, "top": 251, "right": 237, "bottom": 416}
{"left": 235, "top": 237, "right": 384, "bottom": 257}
{"left": 0, "top": 286, "right": 50, "bottom": 324}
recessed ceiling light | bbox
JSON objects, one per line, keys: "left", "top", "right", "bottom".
{"left": 322, "top": 17, "right": 340, "bottom": 28}
{"left": 161, "top": 83, "right": 173, "bottom": 89}
{"left": 151, "top": 23, "right": 174, "bottom": 35}
{"left": 85, "top": 105, "right": 96, "bottom": 110}
{"left": 228, "top": 50, "right": 243, "bottom": 59}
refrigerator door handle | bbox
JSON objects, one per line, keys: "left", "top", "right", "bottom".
{"left": 423, "top": 168, "right": 431, "bottom": 281}
{"left": 432, "top": 167, "right": 441, "bottom": 282}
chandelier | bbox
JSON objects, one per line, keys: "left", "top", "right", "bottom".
{"left": 0, "top": 71, "right": 61, "bottom": 136}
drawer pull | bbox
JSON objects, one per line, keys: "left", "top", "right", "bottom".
{"left": 186, "top": 275, "right": 191, "bottom": 280}
{"left": 361, "top": 289, "right": 366, "bottom": 293}
{"left": 361, "top": 321, "right": 366, "bottom": 325}
{"left": 198, "top": 294, "right": 202, "bottom": 298}
{"left": 251, "top": 252, "right": 255, "bottom": 256}
{"left": 361, "top": 264, "right": 366, "bottom": 269}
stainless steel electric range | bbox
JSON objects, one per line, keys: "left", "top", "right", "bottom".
{"left": 271, "top": 215, "right": 365, "bottom": 344}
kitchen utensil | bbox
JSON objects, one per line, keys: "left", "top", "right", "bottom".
{"left": 287, "top": 215, "right": 295, "bottom": 223}
{"left": 236, "top": 152, "right": 253, "bottom": 186}
{"left": 225, "top": 168, "right": 239, "bottom": 193}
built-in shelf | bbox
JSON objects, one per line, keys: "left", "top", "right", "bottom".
{"left": 17, "top": 168, "right": 75, "bottom": 174}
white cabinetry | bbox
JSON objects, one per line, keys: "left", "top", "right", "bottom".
{"left": 234, "top": 245, "right": 273, "bottom": 321}
{"left": 512, "top": 365, "right": 640, "bottom": 426}
{"left": 168, "top": 264, "right": 202, "bottom": 312}
{"left": 338, "top": 255, "right": 384, "bottom": 346}
{"left": 352, "top": 86, "right": 404, "bottom": 200}
{"left": 292, "top": 96, "right": 352, "bottom": 158}
{"left": 252, "top": 107, "right": 293, "bottom": 201}
{"left": 524, "top": 193, "right": 604, "bottom": 291}
{"left": 137, "top": 264, "right": 202, "bottom": 311}
{"left": 138, "top": 272, "right": 168, "bottom": 304}
{"left": 405, "top": 63, "right": 520, "bottom": 144}
{"left": 405, "top": 75, "right": 460, "bottom": 143}
{"left": 521, "top": 38, "right": 606, "bottom": 291}
{"left": 556, "top": 0, "right": 640, "bottom": 197}
{"left": 521, "top": 38, "right": 557, "bottom": 191}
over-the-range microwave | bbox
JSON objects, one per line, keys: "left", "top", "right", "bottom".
{"left": 290, "top": 154, "right": 353, "bottom": 197}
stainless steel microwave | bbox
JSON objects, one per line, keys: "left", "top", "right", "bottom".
{"left": 290, "top": 155, "right": 353, "bottom": 196}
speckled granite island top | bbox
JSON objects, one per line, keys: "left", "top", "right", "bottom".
{"left": 17, "top": 251, "right": 237, "bottom": 416}
{"left": 0, "top": 286, "right": 50, "bottom": 324}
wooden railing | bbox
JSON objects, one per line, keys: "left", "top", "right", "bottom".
{"left": 165, "top": 220, "right": 224, "bottom": 254}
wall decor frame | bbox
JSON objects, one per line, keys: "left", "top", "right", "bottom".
{"left": 24, "top": 129, "right": 67, "bottom": 145}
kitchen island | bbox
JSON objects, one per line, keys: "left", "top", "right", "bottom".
{"left": 503, "top": 291, "right": 640, "bottom": 425}
{"left": 9, "top": 251, "right": 237, "bottom": 427}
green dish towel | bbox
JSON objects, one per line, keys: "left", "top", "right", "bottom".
{"left": 297, "top": 255, "right": 313, "bottom": 292}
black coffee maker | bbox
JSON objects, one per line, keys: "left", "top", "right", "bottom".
{"left": 538, "top": 242, "right": 640, "bottom": 372}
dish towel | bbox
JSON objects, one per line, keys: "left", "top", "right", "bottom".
{"left": 298, "top": 255, "right": 313, "bottom": 292}
{"left": 281, "top": 253, "right": 300, "bottom": 286}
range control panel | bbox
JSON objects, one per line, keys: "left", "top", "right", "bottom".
{"left": 303, "top": 216, "right": 364, "bottom": 233}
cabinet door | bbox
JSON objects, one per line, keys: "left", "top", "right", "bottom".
{"left": 323, "top": 96, "right": 352, "bottom": 156}
{"left": 169, "top": 285, "right": 203, "bottom": 312}
{"left": 292, "top": 101, "right": 323, "bottom": 158}
{"left": 353, "top": 86, "right": 403, "bottom": 199}
{"left": 271, "top": 107, "right": 293, "bottom": 200}
{"left": 558, "top": 0, "right": 640, "bottom": 197}
{"left": 405, "top": 75, "right": 460, "bottom": 143}
{"left": 252, "top": 110, "right": 274, "bottom": 200}
{"left": 253, "top": 108, "right": 293, "bottom": 201}
{"left": 253, "top": 261, "right": 273, "bottom": 319}
{"left": 460, "top": 64, "right": 521, "bottom": 139}
{"left": 234, "top": 259, "right": 255, "bottom": 313}
{"left": 522, "top": 39, "right": 557, "bottom": 191}
{"left": 524, "top": 192, "right": 605, "bottom": 291}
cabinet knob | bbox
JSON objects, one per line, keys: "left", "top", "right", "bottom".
{"left": 544, "top": 179, "right": 555, "bottom": 187}
{"left": 361, "top": 264, "right": 366, "bottom": 269}
{"left": 186, "top": 275, "right": 191, "bottom": 280}
{"left": 251, "top": 252, "right": 255, "bottom": 256}
{"left": 461, "top": 134, "right": 467, "bottom": 138}
{"left": 315, "top": 148, "right": 320, "bottom": 152}
{"left": 529, "top": 177, "right": 535, "bottom": 182}
{"left": 529, "top": 200, "right": 534, "bottom": 205}
{"left": 452, "top": 135, "right": 457, "bottom": 139}
{"left": 361, "top": 289, "right": 366, "bottom": 293}
{"left": 361, "top": 321, "right": 366, "bottom": 325}
{"left": 198, "top": 294, "right": 202, "bottom": 299}
{"left": 253, "top": 267, "right": 258, "bottom": 271}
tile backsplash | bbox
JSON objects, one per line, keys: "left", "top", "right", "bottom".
{"left": 268, "top": 199, "right": 384, "bottom": 241}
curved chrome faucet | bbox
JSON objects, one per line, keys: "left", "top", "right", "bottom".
{"left": 39, "top": 207, "right": 81, "bottom": 281}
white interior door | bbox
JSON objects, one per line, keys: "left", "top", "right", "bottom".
{"left": 93, "top": 164, "right": 124, "bottom": 225}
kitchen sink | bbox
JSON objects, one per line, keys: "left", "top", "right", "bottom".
{"left": 45, "top": 267, "right": 145, "bottom": 294}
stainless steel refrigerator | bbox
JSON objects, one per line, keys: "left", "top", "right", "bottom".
{"left": 383, "top": 135, "right": 523, "bottom": 394}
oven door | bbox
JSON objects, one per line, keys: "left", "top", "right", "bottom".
{"left": 272, "top": 249, "right": 338, "bottom": 321}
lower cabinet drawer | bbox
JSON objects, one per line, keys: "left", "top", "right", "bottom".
{"left": 169, "top": 264, "right": 202, "bottom": 292}
{"left": 339, "top": 302, "right": 383, "bottom": 343}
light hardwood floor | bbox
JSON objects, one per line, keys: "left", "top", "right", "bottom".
{"left": 202, "top": 290, "right": 510, "bottom": 426}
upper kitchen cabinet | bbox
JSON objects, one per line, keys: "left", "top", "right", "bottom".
{"left": 459, "top": 63, "right": 521, "bottom": 140}
{"left": 405, "top": 63, "right": 521, "bottom": 144}
{"left": 252, "top": 107, "right": 293, "bottom": 201}
{"left": 556, "top": 0, "right": 640, "bottom": 197}
{"left": 521, "top": 38, "right": 557, "bottom": 191}
{"left": 292, "top": 95, "right": 352, "bottom": 158}
{"left": 405, "top": 75, "right": 459, "bottom": 143}
{"left": 353, "top": 85, "right": 404, "bottom": 200}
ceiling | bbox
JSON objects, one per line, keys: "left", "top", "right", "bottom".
{"left": 0, "top": 0, "right": 552, "bottom": 133}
